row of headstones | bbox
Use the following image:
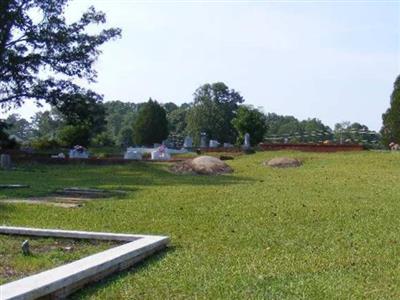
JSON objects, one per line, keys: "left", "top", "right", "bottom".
{"left": 183, "top": 133, "right": 251, "bottom": 149}
{"left": 124, "top": 146, "right": 170, "bottom": 160}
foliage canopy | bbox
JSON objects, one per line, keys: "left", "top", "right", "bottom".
{"left": 381, "top": 75, "right": 400, "bottom": 146}
{"left": 0, "top": 0, "right": 121, "bottom": 109}
{"left": 133, "top": 99, "right": 169, "bottom": 146}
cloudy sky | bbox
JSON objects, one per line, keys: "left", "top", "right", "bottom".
{"left": 5, "top": 0, "right": 400, "bottom": 130}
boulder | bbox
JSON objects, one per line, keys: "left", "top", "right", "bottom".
{"left": 265, "top": 157, "right": 302, "bottom": 168}
{"left": 170, "top": 156, "right": 233, "bottom": 175}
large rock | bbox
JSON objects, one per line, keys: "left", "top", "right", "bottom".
{"left": 170, "top": 156, "right": 233, "bottom": 175}
{"left": 265, "top": 157, "right": 302, "bottom": 168}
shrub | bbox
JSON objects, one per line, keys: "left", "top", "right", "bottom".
{"left": 30, "top": 138, "right": 60, "bottom": 150}
{"left": 58, "top": 125, "right": 91, "bottom": 147}
{"left": 91, "top": 132, "right": 115, "bottom": 147}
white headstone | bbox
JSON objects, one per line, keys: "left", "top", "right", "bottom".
{"left": 124, "top": 148, "right": 143, "bottom": 160}
{"left": 151, "top": 145, "right": 171, "bottom": 160}
{"left": 69, "top": 146, "right": 89, "bottom": 159}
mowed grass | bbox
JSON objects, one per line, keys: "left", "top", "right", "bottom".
{"left": 1, "top": 151, "right": 400, "bottom": 299}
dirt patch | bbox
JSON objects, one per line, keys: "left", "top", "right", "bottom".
{"left": 170, "top": 156, "right": 233, "bottom": 175}
{"left": 265, "top": 157, "right": 302, "bottom": 168}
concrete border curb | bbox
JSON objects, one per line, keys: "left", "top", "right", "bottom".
{"left": 0, "top": 226, "right": 169, "bottom": 300}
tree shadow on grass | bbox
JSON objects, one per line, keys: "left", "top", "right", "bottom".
{"left": 0, "top": 162, "right": 254, "bottom": 199}
{"left": 71, "top": 245, "right": 178, "bottom": 299}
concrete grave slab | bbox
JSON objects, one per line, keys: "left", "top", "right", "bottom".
{"left": 0, "top": 226, "right": 169, "bottom": 300}
{"left": 1, "top": 187, "right": 128, "bottom": 208}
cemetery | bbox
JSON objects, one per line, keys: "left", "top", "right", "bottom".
{"left": 1, "top": 1, "right": 399, "bottom": 299}
{"left": 2, "top": 149, "right": 400, "bottom": 298}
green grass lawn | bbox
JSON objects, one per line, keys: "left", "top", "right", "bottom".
{"left": 1, "top": 151, "right": 400, "bottom": 299}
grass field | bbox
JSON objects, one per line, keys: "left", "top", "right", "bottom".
{"left": 1, "top": 151, "right": 400, "bottom": 299}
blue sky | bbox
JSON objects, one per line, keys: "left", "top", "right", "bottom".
{"left": 5, "top": 0, "right": 400, "bottom": 130}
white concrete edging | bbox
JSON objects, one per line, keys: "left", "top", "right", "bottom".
{"left": 0, "top": 226, "right": 169, "bottom": 300}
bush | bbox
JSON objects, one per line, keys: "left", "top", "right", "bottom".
{"left": 243, "top": 148, "right": 256, "bottom": 155}
{"left": 58, "top": 125, "right": 91, "bottom": 147}
{"left": 30, "top": 137, "right": 60, "bottom": 150}
{"left": 91, "top": 132, "right": 115, "bottom": 147}
{"left": 0, "top": 121, "right": 19, "bottom": 149}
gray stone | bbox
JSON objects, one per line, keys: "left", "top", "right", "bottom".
{"left": 21, "top": 240, "right": 30, "bottom": 255}
{"left": 209, "top": 140, "right": 220, "bottom": 148}
{"left": 266, "top": 157, "right": 302, "bottom": 168}
{"left": 0, "top": 154, "right": 12, "bottom": 169}
{"left": 243, "top": 133, "right": 251, "bottom": 148}
{"left": 183, "top": 136, "right": 193, "bottom": 148}
{"left": 200, "top": 133, "right": 207, "bottom": 148}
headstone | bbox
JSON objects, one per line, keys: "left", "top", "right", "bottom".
{"left": 209, "top": 140, "right": 220, "bottom": 148}
{"left": 21, "top": 240, "right": 30, "bottom": 255}
{"left": 389, "top": 142, "right": 400, "bottom": 151}
{"left": 151, "top": 145, "right": 171, "bottom": 161}
{"left": 0, "top": 154, "right": 12, "bottom": 169}
{"left": 51, "top": 153, "right": 66, "bottom": 159}
{"left": 243, "top": 133, "right": 251, "bottom": 148}
{"left": 124, "top": 148, "right": 143, "bottom": 160}
{"left": 69, "top": 146, "right": 89, "bottom": 159}
{"left": 200, "top": 133, "right": 207, "bottom": 148}
{"left": 183, "top": 136, "right": 193, "bottom": 148}
{"left": 223, "top": 143, "right": 234, "bottom": 148}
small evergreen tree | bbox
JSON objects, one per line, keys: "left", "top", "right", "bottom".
{"left": 133, "top": 99, "right": 169, "bottom": 145}
{"left": 381, "top": 75, "right": 400, "bottom": 146}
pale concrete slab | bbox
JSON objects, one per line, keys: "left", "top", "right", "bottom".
{"left": 0, "top": 226, "right": 169, "bottom": 300}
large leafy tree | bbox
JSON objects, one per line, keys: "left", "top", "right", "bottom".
{"left": 167, "top": 103, "right": 190, "bottom": 136}
{"left": 103, "top": 101, "right": 141, "bottom": 146}
{"left": 0, "top": 0, "right": 121, "bottom": 109}
{"left": 264, "top": 113, "right": 302, "bottom": 142}
{"left": 4, "top": 113, "right": 32, "bottom": 140}
{"left": 0, "top": 120, "right": 16, "bottom": 149}
{"left": 381, "top": 75, "right": 400, "bottom": 146}
{"left": 30, "top": 109, "right": 62, "bottom": 139}
{"left": 186, "top": 82, "right": 244, "bottom": 144}
{"left": 264, "top": 114, "right": 333, "bottom": 143}
{"left": 232, "top": 105, "right": 267, "bottom": 146}
{"left": 133, "top": 99, "right": 169, "bottom": 146}
{"left": 55, "top": 93, "right": 106, "bottom": 133}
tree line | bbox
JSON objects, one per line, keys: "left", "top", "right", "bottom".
{"left": 1, "top": 81, "right": 383, "bottom": 150}
{"left": 0, "top": 1, "right": 396, "bottom": 150}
